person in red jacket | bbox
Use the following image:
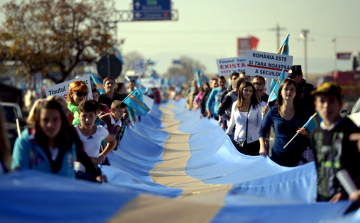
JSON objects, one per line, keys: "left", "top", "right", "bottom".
{"left": 151, "top": 87, "right": 161, "bottom": 104}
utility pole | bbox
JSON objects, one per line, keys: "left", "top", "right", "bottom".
{"left": 269, "top": 23, "right": 286, "bottom": 50}
{"left": 300, "top": 29, "right": 310, "bottom": 80}
{"left": 332, "top": 38, "right": 337, "bottom": 71}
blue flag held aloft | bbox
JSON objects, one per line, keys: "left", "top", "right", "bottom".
{"left": 200, "top": 70, "right": 208, "bottom": 84}
{"left": 276, "top": 34, "right": 290, "bottom": 55}
{"left": 268, "top": 69, "right": 285, "bottom": 103}
{"left": 90, "top": 70, "right": 105, "bottom": 94}
{"left": 284, "top": 112, "right": 319, "bottom": 149}
{"left": 193, "top": 68, "right": 202, "bottom": 87}
{"left": 269, "top": 34, "right": 290, "bottom": 101}
{"left": 122, "top": 89, "right": 150, "bottom": 116}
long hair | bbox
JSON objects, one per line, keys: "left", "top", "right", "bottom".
{"left": 0, "top": 106, "right": 11, "bottom": 172}
{"left": 277, "top": 79, "right": 299, "bottom": 113}
{"left": 27, "top": 99, "right": 43, "bottom": 125}
{"left": 28, "top": 96, "right": 68, "bottom": 126}
{"left": 66, "top": 80, "right": 88, "bottom": 104}
{"left": 201, "top": 82, "right": 210, "bottom": 92}
{"left": 235, "top": 81, "right": 260, "bottom": 111}
{"left": 34, "top": 100, "right": 83, "bottom": 153}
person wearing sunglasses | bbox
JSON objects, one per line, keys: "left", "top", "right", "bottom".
{"left": 66, "top": 80, "right": 89, "bottom": 125}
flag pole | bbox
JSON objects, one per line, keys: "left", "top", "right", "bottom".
{"left": 283, "top": 112, "right": 317, "bottom": 149}
{"left": 14, "top": 107, "right": 21, "bottom": 137}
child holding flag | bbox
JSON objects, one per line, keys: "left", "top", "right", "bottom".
{"left": 310, "top": 82, "right": 360, "bottom": 203}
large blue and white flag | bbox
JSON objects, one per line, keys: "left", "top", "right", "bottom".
{"left": 2, "top": 96, "right": 352, "bottom": 223}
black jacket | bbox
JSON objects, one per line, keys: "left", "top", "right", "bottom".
{"left": 200, "top": 89, "right": 211, "bottom": 116}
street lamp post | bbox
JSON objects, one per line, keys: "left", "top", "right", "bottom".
{"left": 300, "top": 29, "right": 309, "bottom": 80}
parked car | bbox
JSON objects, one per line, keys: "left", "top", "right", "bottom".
{"left": 0, "top": 102, "right": 26, "bottom": 150}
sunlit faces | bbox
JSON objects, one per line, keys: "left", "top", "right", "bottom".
{"left": 281, "top": 83, "right": 296, "bottom": 101}
{"left": 79, "top": 111, "right": 97, "bottom": 128}
{"left": 231, "top": 76, "right": 239, "bottom": 88}
{"left": 252, "top": 77, "right": 265, "bottom": 86}
{"left": 40, "top": 108, "right": 62, "bottom": 140}
{"left": 211, "top": 80, "right": 218, "bottom": 89}
{"left": 231, "top": 76, "right": 239, "bottom": 83}
{"left": 242, "top": 86, "right": 253, "bottom": 99}
{"left": 129, "top": 81, "right": 136, "bottom": 91}
{"left": 111, "top": 107, "right": 126, "bottom": 120}
{"left": 92, "top": 92, "right": 99, "bottom": 102}
{"left": 219, "top": 79, "right": 226, "bottom": 88}
{"left": 254, "top": 84, "right": 264, "bottom": 95}
{"left": 119, "top": 85, "right": 127, "bottom": 94}
{"left": 72, "top": 91, "right": 88, "bottom": 105}
{"left": 105, "top": 79, "right": 115, "bottom": 93}
{"left": 315, "top": 94, "right": 342, "bottom": 125}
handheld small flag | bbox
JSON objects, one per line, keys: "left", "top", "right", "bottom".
{"left": 122, "top": 89, "right": 150, "bottom": 116}
{"left": 304, "top": 113, "right": 322, "bottom": 132}
{"left": 283, "top": 112, "right": 318, "bottom": 149}
{"left": 90, "top": 70, "right": 105, "bottom": 94}
{"left": 268, "top": 69, "right": 285, "bottom": 103}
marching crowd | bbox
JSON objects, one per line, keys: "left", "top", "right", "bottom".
{"left": 184, "top": 65, "right": 360, "bottom": 206}
{"left": 1, "top": 65, "right": 360, "bottom": 208}
{"left": 0, "top": 76, "right": 160, "bottom": 182}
